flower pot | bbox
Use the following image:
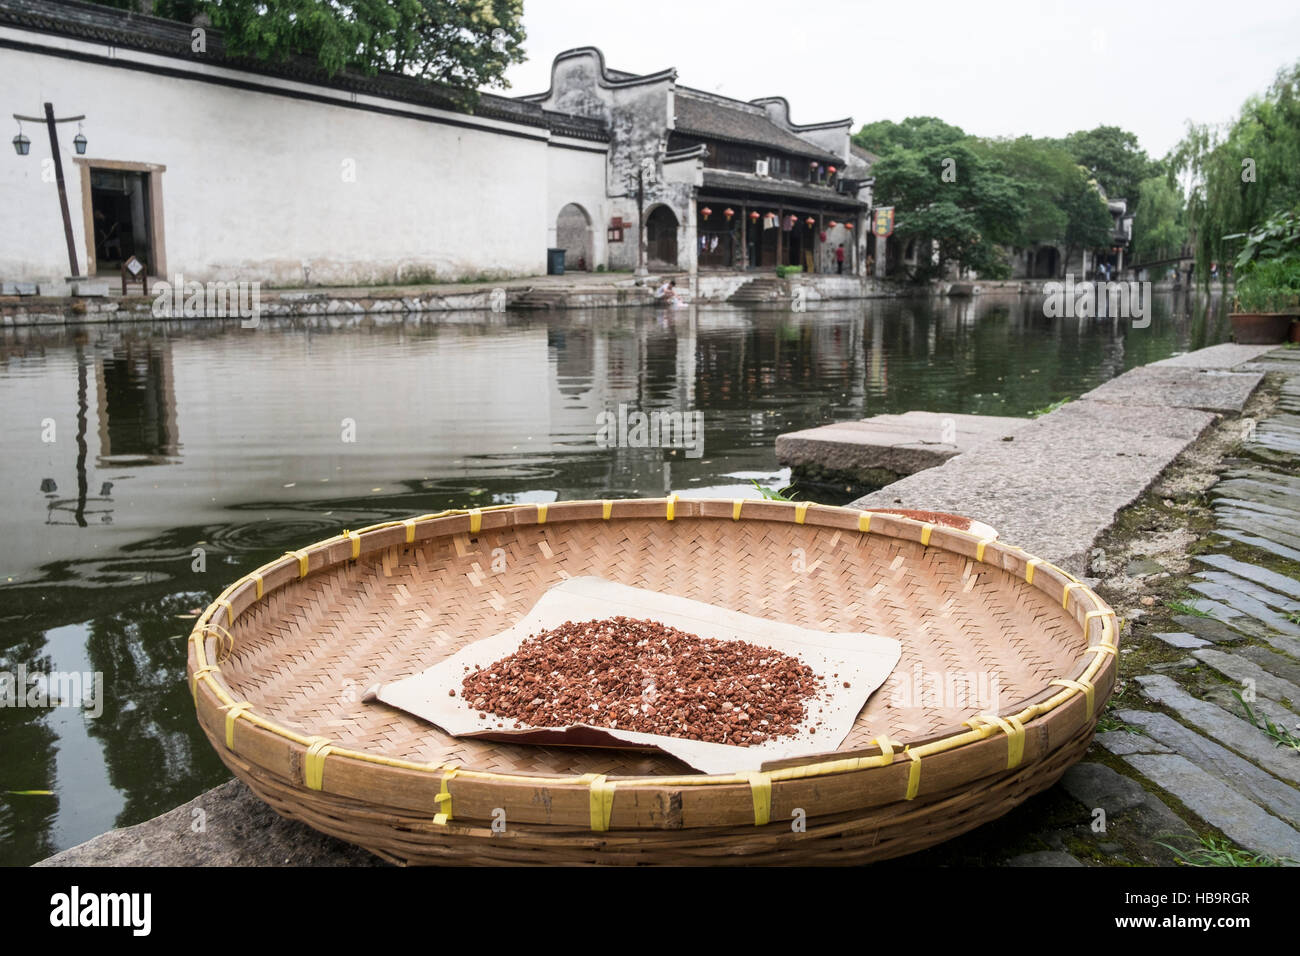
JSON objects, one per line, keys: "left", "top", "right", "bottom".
{"left": 1229, "top": 312, "right": 1292, "bottom": 344}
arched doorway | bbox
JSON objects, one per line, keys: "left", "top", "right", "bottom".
{"left": 646, "top": 205, "right": 678, "bottom": 270}
{"left": 556, "top": 203, "right": 592, "bottom": 271}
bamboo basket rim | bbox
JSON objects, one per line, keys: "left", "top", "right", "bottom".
{"left": 187, "top": 497, "right": 1117, "bottom": 828}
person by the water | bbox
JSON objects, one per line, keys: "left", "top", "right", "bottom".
{"left": 656, "top": 279, "right": 682, "bottom": 306}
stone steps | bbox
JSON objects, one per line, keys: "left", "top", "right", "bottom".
{"left": 1133, "top": 674, "right": 1300, "bottom": 786}
{"left": 1112, "top": 357, "right": 1300, "bottom": 862}
{"left": 727, "top": 277, "right": 789, "bottom": 303}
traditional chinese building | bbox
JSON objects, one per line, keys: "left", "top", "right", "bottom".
{"left": 520, "top": 48, "right": 872, "bottom": 276}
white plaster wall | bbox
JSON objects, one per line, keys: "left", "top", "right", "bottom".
{"left": 0, "top": 43, "right": 553, "bottom": 285}
{"left": 546, "top": 141, "right": 608, "bottom": 269}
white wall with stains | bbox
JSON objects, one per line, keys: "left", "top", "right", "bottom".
{"left": 0, "top": 34, "right": 604, "bottom": 287}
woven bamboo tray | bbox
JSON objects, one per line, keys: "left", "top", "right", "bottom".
{"left": 187, "top": 497, "right": 1118, "bottom": 865}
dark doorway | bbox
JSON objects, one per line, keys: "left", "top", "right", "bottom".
{"left": 646, "top": 206, "right": 678, "bottom": 269}
{"left": 91, "top": 168, "right": 153, "bottom": 274}
{"left": 698, "top": 213, "right": 736, "bottom": 269}
{"left": 1035, "top": 247, "right": 1059, "bottom": 278}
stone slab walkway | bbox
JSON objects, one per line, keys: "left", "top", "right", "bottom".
{"left": 776, "top": 411, "right": 1028, "bottom": 486}
{"left": 851, "top": 345, "right": 1268, "bottom": 570}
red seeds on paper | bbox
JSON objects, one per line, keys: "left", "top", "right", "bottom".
{"left": 460, "top": 616, "right": 824, "bottom": 746}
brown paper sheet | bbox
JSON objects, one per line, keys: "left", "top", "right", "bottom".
{"left": 373, "top": 576, "right": 901, "bottom": 773}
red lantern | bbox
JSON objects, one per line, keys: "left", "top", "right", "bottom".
{"left": 828, "top": 220, "right": 839, "bottom": 228}
{"left": 845, "top": 222, "right": 854, "bottom": 230}
{"left": 701, "top": 206, "right": 712, "bottom": 221}
{"left": 819, "top": 231, "right": 827, "bottom": 242}
{"left": 828, "top": 165, "right": 837, "bottom": 174}
{"left": 723, "top": 207, "right": 734, "bottom": 221}
{"left": 810, "top": 160, "right": 819, "bottom": 168}
{"left": 749, "top": 210, "right": 760, "bottom": 221}
{"left": 805, "top": 216, "right": 815, "bottom": 228}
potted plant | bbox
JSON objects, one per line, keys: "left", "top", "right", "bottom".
{"left": 1230, "top": 258, "right": 1300, "bottom": 343}
{"left": 1227, "top": 210, "right": 1300, "bottom": 343}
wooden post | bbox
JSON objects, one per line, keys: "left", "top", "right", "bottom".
{"left": 740, "top": 205, "right": 748, "bottom": 271}
{"left": 776, "top": 206, "right": 784, "bottom": 269}
{"left": 44, "top": 102, "right": 80, "bottom": 278}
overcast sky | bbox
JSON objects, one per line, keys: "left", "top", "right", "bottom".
{"left": 503, "top": 0, "right": 1300, "bottom": 159}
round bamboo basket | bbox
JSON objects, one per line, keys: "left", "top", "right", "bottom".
{"left": 187, "top": 497, "right": 1118, "bottom": 865}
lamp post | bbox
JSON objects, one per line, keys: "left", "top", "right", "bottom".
{"left": 13, "top": 103, "right": 87, "bottom": 278}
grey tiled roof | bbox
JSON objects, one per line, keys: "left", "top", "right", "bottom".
{"left": 0, "top": 0, "right": 609, "bottom": 142}
{"left": 700, "top": 170, "right": 865, "bottom": 208}
{"left": 675, "top": 93, "right": 840, "bottom": 162}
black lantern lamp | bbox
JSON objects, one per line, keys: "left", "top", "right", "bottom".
{"left": 12, "top": 120, "right": 29, "bottom": 155}
{"left": 73, "top": 122, "right": 87, "bottom": 155}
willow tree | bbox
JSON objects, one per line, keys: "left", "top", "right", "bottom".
{"left": 1171, "top": 60, "right": 1300, "bottom": 279}
{"left": 1131, "top": 175, "right": 1187, "bottom": 266}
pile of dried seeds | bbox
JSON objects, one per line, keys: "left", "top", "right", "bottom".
{"left": 459, "top": 616, "right": 827, "bottom": 746}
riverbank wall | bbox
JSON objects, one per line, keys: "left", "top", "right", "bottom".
{"left": 2, "top": 273, "right": 923, "bottom": 328}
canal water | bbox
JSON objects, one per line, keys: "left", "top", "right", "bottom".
{"left": 0, "top": 291, "right": 1229, "bottom": 866}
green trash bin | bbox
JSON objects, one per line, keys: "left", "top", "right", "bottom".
{"left": 547, "top": 248, "right": 566, "bottom": 276}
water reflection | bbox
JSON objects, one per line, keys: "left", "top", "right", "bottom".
{"left": 0, "top": 292, "right": 1229, "bottom": 865}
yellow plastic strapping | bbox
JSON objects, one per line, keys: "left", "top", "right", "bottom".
{"left": 216, "top": 598, "right": 234, "bottom": 626}
{"left": 1083, "top": 610, "right": 1116, "bottom": 646}
{"left": 304, "top": 737, "right": 334, "bottom": 791}
{"left": 858, "top": 512, "right": 871, "bottom": 533}
{"left": 347, "top": 531, "right": 361, "bottom": 559}
{"left": 602, "top": 500, "right": 613, "bottom": 520}
{"left": 746, "top": 771, "right": 772, "bottom": 826}
{"left": 1062, "top": 582, "right": 1079, "bottom": 610}
{"left": 976, "top": 537, "right": 995, "bottom": 562}
{"left": 535, "top": 504, "right": 547, "bottom": 525}
{"left": 973, "top": 714, "right": 1026, "bottom": 769}
{"left": 253, "top": 573, "right": 264, "bottom": 600}
{"left": 433, "top": 767, "right": 458, "bottom": 826}
{"left": 287, "top": 550, "right": 309, "bottom": 578}
{"left": 921, "top": 523, "right": 934, "bottom": 546}
{"left": 905, "top": 749, "right": 922, "bottom": 800}
{"left": 794, "top": 502, "right": 809, "bottom": 524}
{"left": 190, "top": 664, "right": 220, "bottom": 700}
{"left": 1050, "top": 678, "right": 1096, "bottom": 718}
{"left": 223, "top": 701, "right": 253, "bottom": 749}
{"left": 404, "top": 519, "right": 417, "bottom": 543}
{"left": 588, "top": 774, "right": 615, "bottom": 831}
{"left": 872, "top": 735, "right": 896, "bottom": 764}
{"left": 733, "top": 499, "right": 744, "bottom": 521}
{"left": 1025, "top": 558, "right": 1041, "bottom": 585}
{"left": 1087, "top": 643, "right": 1118, "bottom": 659}
{"left": 666, "top": 495, "right": 678, "bottom": 522}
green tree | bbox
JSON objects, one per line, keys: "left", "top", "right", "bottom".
{"left": 870, "top": 140, "right": 1026, "bottom": 279}
{"left": 92, "top": 0, "right": 526, "bottom": 103}
{"left": 974, "top": 136, "right": 1074, "bottom": 245}
{"left": 1059, "top": 172, "right": 1116, "bottom": 276}
{"left": 853, "top": 117, "right": 967, "bottom": 154}
{"left": 1062, "top": 126, "right": 1154, "bottom": 203}
{"left": 1172, "top": 60, "right": 1300, "bottom": 279}
{"left": 1131, "top": 175, "right": 1187, "bottom": 265}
